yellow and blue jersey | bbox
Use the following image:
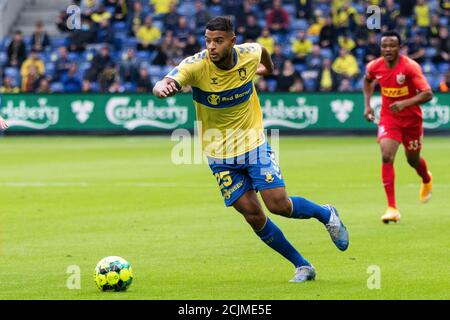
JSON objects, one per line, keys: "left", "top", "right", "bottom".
{"left": 165, "top": 42, "right": 265, "bottom": 158}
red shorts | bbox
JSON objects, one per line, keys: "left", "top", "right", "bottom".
{"left": 377, "top": 122, "right": 423, "bottom": 152}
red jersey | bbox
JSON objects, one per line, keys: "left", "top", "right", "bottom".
{"left": 366, "top": 55, "right": 431, "bottom": 127}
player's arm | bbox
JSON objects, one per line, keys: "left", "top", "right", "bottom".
{"left": 389, "top": 62, "right": 433, "bottom": 113}
{"left": 0, "top": 115, "right": 8, "bottom": 130}
{"left": 152, "top": 77, "right": 180, "bottom": 99}
{"left": 256, "top": 46, "right": 274, "bottom": 76}
{"left": 363, "top": 75, "right": 377, "bottom": 122}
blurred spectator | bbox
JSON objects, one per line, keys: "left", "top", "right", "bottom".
{"left": 307, "top": 13, "right": 324, "bottom": 37}
{"left": 21, "top": 65, "right": 43, "bottom": 92}
{"left": 319, "top": 16, "right": 337, "bottom": 49}
{"left": 337, "top": 78, "right": 353, "bottom": 92}
{"left": 276, "top": 60, "right": 304, "bottom": 92}
{"left": 266, "top": 0, "right": 289, "bottom": 35}
{"left": 136, "top": 66, "right": 153, "bottom": 93}
{"left": 7, "top": 30, "right": 27, "bottom": 68}
{"left": 36, "top": 77, "right": 51, "bottom": 93}
{"left": 195, "top": 1, "right": 212, "bottom": 32}
{"left": 271, "top": 43, "right": 287, "bottom": 76}
{"left": 174, "top": 16, "right": 191, "bottom": 44}
{"left": 256, "top": 77, "right": 269, "bottom": 92}
{"left": 295, "top": 0, "right": 312, "bottom": 20}
{"left": 56, "top": 10, "right": 70, "bottom": 33}
{"left": 333, "top": 3, "right": 358, "bottom": 36}
{"left": 235, "top": 0, "right": 259, "bottom": 35}
{"left": 317, "top": 58, "right": 338, "bottom": 91}
{"left": 62, "top": 63, "right": 82, "bottom": 93}
{"left": 427, "top": 14, "right": 442, "bottom": 44}
{"left": 0, "top": 76, "right": 20, "bottom": 93}
{"left": 86, "top": 46, "right": 113, "bottom": 81}
{"left": 98, "top": 62, "right": 118, "bottom": 92}
{"left": 382, "top": 0, "right": 400, "bottom": 30}
{"left": 82, "top": 79, "right": 94, "bottom": 92}
{"left": 31, "top": 21, "right": 51, "bottom": 52}
{"left": 54, "top": 47, "right": 73, "bottom": 81}
{"left": 129, "top": 1, "right": 145, "bottom": 36}
{"left": 408, "top": 33, "right": 426, "bottom": 64}
{"left": 183, "top": 34, "right": 201, "bottom": 56}
{"left": 207, "top": 0, "right": 224, "bottom": 17}
{"left": 432, "top": 26, "right": 450, "bottom": 64}
{"left": 163, "top": 3, "right": 180, "bottom": 32}
{"left": 241, "top": 15, "right": 262, "bottom": 42}
{"left": 136, "top": 16, "right": 161, "bottom": 51}
{"left": 119, "top": 48, "right": 140, "bottom": 83}
{"left": 332, "top": 48, "right": 359, "bottom": 81}
{"left": 152, "top": 31, "right": 175, "bottom": 66}
{"left": 338, "top": 33, "right": 356, "bottom": 52}
{"left": 257, "top": 28, "right": 275, "bottom": 55}
{"left": 108, "top": 80, "right": 125, "bottom": 93}
{"left": 81, "top": 0, "right": 101, "bottom": 18}
{"left": 112, "top": 0, "right": 128, "bottom": 22}
{"left": 68, "top": 18, "right": 96, "bottom": 52}
{"left": 439, "top": 72, "right": 450, "bottom": 92}
{"left": 306, "top": 45, "right": 323, "bottom": 71}
{"left": 91, "top": 4, "right": 112, "bottom": 25}
{"left": 96, "top": 19, "right": 115, "bottom": 44}
{"left": 291, "top": 30, "right": 313, "bottom": 64}
{"left": 396, "top": 16, "right": 411, "bottom": 41}
{"left": 414, "top": 0, "right": 430, "bottom": 29}
{"left": 398, "top": 0, "right": 416, "bottom": 17}
{"left": 20, "top": 51, "right": 45, "bottom": 81}
{"left": 364, "top": 32, "right": 381, "bottom": 64}
{"left": 151, "top": 0, "right": 178, "bottom": 15}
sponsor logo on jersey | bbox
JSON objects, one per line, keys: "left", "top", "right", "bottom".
{"left": 381, "top": 86, "right": 409, "bottom": 97}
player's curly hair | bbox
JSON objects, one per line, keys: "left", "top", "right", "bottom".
{"left": 381, "top": 31, "right": 402, "bottom": 45}
{"left": 206, "top": 16, "right": 235, "bottom": 34}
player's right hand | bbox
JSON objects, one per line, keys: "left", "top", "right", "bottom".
{"left": 364, "top": 106, "right": 375, "bottom": 122}
{"left": 153, "top": 79, "right": 178, "bottom": 98}
{"left": 0, "top": 116, "right": 8, "bottom": 130}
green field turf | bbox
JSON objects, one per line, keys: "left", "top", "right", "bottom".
{"left": 0, "top": 136, "right": 449, "bottom": 300}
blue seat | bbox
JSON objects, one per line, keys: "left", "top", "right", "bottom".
{"left": 437, "top": 63, "right": 449, "bottom": 73}
{"left": 124, "top": 82, "right": 136, "bottom": 92}
{"left": 0, "top": 52, "right": 7, "bottom": 65}
{"left": 50, "top": 82, "right": 64, "bottom": 92}
{"left": 113, "top": 21, "right": 128, "bottom": 33}
{"left": 148, "top": 65, "right": 162, "bottom": 76}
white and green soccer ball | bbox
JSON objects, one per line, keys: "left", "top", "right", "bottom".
{"left": 94, "top": 256, "right": 133, "bottom": 291}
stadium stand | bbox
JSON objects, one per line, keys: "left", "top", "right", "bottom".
{"left": 0, "top": 0, "right": 449, "bottom": 93}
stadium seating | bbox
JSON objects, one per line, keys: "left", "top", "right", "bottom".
{"left": 0, "top": 0, "right": 448, "bottom": 93}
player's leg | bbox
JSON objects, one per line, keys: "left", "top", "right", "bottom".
{"left": 209, "top": 159, "right": 314, "bottom": 282}
{"left": 259, "top": 187, "right": 349, "bottom": 251}
{"left": 402, "top": 129, "right": 432, "bottom": 203}
{"left": 379, "top": 137, "right": 401, "bottom": 222}
{"left": 233, "top": 189, "right": 315, "bottom": 282}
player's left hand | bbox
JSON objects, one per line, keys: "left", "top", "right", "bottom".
{"left": 0, "top": 116, "right": 8, "bottom": 130}
{"left": 389, "top": 101, "right": 407, "bottom": 113}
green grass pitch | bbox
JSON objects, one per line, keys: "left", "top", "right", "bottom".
{"left": 0, "top": 136, "right": 449, "bottom": 300}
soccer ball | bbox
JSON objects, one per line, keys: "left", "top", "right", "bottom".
{"left": 94, "top": 256, "right": 133, "bottom": 291}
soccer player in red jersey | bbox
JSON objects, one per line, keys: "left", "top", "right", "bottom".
{"left": 363, "top": 31, "right": 433, "bottom": 223}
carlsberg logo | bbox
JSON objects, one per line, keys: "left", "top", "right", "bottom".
{"left": 422, "top": 97, "right": 449, "bottom": 129}
{"left": 106, "top": 97, "right": 188, "bottom": 130}
{"left": 0, "top": 98, "right": 59, "bottom": 129}
{"left": 261, "top": 97, "right": 318, "bottom": 129}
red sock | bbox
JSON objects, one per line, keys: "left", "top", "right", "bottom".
{"left": 415, "top": 158, "right": 431, "bottom": 183}
{"left": 382, "top": 162, "right": 396, "bottom": 208}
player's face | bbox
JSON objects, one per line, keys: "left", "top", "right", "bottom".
{"left": 380, "top": 36, "right": 400, "bottom": 62}
{"left": 205, "top": 30, "right": 236, "bottom": 64}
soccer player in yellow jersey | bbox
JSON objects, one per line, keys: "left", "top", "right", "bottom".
{"left": 153, "top": 17, "right": 349, "bottom": 282}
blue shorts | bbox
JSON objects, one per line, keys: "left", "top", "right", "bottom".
{"left": 208, "top": 142, "right": 285, "bottom": 206}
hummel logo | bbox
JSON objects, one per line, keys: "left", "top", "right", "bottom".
{"left": 211, "top": 78, "right": 218, "bottom": 84}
